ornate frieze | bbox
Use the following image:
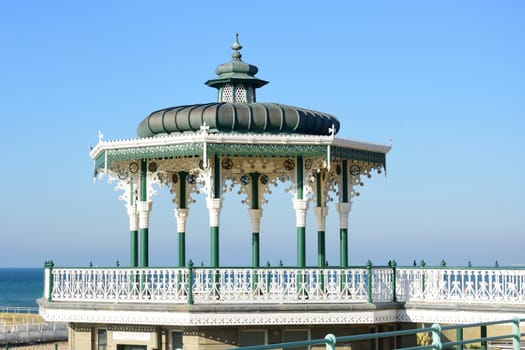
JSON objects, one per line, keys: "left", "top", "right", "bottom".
{"left": 91, "top": 134, "right": 389, "bottom": 177}
{"left": 41, "top": 307, "right": 398, "bottom": 326}
{"left": 43, "top": 306, "right": 525, "bottom": 327}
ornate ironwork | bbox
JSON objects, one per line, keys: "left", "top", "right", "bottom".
{"left": 47, "top": 266, "right": 525, "bottom": 306}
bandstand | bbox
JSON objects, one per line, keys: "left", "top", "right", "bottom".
{"left": 38, "top": 35, "right": 525, "bottom": 350}
{"left": 39, "top": 36, "right": 403, "bottom": 350}
{"left": 91, "top": 34, "right": 389, "bottom": 272}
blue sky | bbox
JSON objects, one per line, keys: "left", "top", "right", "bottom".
{"left": 0, "top": 1, "right": 523, "bottom": 268}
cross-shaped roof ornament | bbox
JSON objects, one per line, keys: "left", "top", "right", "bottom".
{"left": 200, "top": 122, "right": 210, "bottom": 135}
{"left": 328, "top": 124, "right": 336, "bottom": 139}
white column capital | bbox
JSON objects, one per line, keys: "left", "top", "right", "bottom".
{"left": 137, "top": 201, "right": 153, "bottom": 229}
{"left": 174, "top": 208, "right": 189, "bottom": 233}
{"left": 126, "top": 204, "right": 139, "bottom": 231}
{"left": 248, "top": 208, "right": 263, "bottom": 233}
{"left": 314, "top": 206, "right": 329, "bottom": 232}
{"left": 336, "top": 202, "right": 352, "bottom": 229}
{"left": 292, "top": 198, "right": 309, "bottom": 228}
{"left": 206, "top": 198, "right": 222, "bottom": 227}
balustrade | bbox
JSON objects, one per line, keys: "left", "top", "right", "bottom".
{"left": 396, "top": 267, "right": 525, "bottom": 303}
{"left": 44, "top": 265, "right": 525, "bottom": 305}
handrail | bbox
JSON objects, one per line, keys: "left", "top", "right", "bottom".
{"left": 0, "top": 306, "right": 39, "bottom": 314}
{"left": 230, "top": 318, "right": 524, "bottom": 350}
{"left": 43, "top": 264, "right": 525, "bottom": 307}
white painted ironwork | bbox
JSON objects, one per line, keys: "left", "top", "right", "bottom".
{"left": 48, "top": 266, "right": 525, "bottom": 305}
{"left": 396, "top": 268, "right": 525, "bottom": 304}
{"left": 51, "top": 268, "right": 188, "bottom": 303}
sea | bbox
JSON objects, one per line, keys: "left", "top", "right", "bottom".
{"left": 0, "top": 268, "right": 43, "bottom": 309}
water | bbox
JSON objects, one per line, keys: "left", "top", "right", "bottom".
{"left": 0, "top": 268, "right": 43, "bottom": 308}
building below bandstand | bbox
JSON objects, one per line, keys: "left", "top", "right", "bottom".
{"left": 39, "top": 35, "right": 401, "bottom": 350}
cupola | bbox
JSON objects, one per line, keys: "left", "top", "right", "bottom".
{"left": 205, "top": 33, "right": 268, "bottom": 103}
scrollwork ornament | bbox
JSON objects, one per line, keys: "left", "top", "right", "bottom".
{"left": 129, "top": 162, "right": 139, "bottom": 173}
{"left": 260, "top": 174, "right": 269, "bottom": 185}
{"left": 187, "top": 174, "right": 197, "bottom": 184}
{"left": 240, "top": 175, "right": 250, "bottom": 185}
{"left": 350, "top": 164, "right": 361, "bottom": 176}
{"left": 283, "top": 158, "right": 295, "bottom": 171}
{"left": 148, "top": 162, "right": 158, "bottom": 173}
{"left": 304, "top": 158, "right": 312, "bottom": 170}
{"left": 117, "top": 170, "right": 129, "bottom": 180}
{"left": 221, "top": 157, "right": 233, "bottom": 170}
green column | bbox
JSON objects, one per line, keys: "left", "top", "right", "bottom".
{"left": 178, "top": 232, "right": 185, "bottom": 267}
{"left": 297, "top": 156, "right": 304, "bottom": 199}
{"left": 252, "top": 232, "right": 260, "bottom": 267}
{"left": 251, "top": 173, "right": 260, "bottom": 268}
{"left": 208, "top": 156, "right": 221, "bottom": 268}
{"left": 139, "top": 228, "right": 148, "bottom": 267}
{"left": 139, "top": 159, "right": 149, "bottom": 267}
{"left": 340, "top": 160, "right": 349, "bottom": 267}
{"left": 130, "top": 231, "right": 138, "bottom": 267}
{"left": 178, "top": 172, "right": 188, "bottom": 268}
{"left": 297, "top": 227, "right": 306, "bottom": 267}
{"left": 340, "top": 228, "right": 348, "bottom": 267}
{"left": 128, "top": 182, "right": 139, "bottom": 267}
{"left": 316, "top": 174, "right": 326, "bottom": 268}
{"left": 296, "top": 156, "right": 306, "bottom": 268}
{"left": 318, "top": 231, "right": 326, "bottom": 267}
{"left": 210, "top": 226, "right": 219, "bottom": 267}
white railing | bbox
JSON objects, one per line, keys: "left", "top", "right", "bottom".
{"left": 50, "top": 268, "right": 188, "bottom": 303}
{"left": 191, "top": 267, "right": 374, "bottom": 303}
{"left": 397, "top": 267, "right": 525, "bottom": 303}
{"left": 45, "top": 266, "right": 525, "bottom": 305}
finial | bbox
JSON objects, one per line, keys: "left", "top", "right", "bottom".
{"left": 231, "top": 33, "right": 242, "bottom": 60}
{"left": 328, "top": 124, "right": 336, "bottom": 138}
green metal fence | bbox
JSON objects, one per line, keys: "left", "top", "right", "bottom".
{"left": 231, "top": 318, "right": 523, "bottom": 350}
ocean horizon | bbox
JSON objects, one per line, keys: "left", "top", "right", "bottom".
{"left": 0, "top": 268, "right": 43, "bottom": 309}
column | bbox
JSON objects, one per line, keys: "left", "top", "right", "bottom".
{"left": 249, "top": 172, "right": 262, "bottom": 267}
{"left": 293, "top": 198, "right": 309, "bottom": 267}
{"left": 249, "top": 209, "right": 263, "bottom": 267}
{"left": 138, "top": 200, "right": 152, "bottom": 267}
{"left": 138, "top": 159, "right": 151, "bottom": 267}
{"left": 175, "top": 171, "right": 189, "bottom": 267}
{"left": 175, "top": 208, "right": 189, "bottom": 267}
{"left": 338, "top": 159, "right": 351, "bottom": 267}
{"left": 336, "top": 202, "right": 351, "bottom": 268}
{"left": 314, "top": 206, "right": 328, "bottom": 267}
{"left": 207, "top": 198, "right": 222, "bottom": 267}
{"left": 126, "top": 204, "right": 139, "bottom": 267}
{"left": 207, "top": 156, "right": 222, "bottom": 267}
{"left": 315, "top": 173, "right": 328, "bottom": 268}
{"left": 294, "top": 156, "right": 308, "bottom": 267}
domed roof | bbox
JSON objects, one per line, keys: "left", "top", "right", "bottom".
{"left": 136, "top": 35, "right": 340, "bottom": 138}
{"left": 137, "top": 102, "right": 339, "bottom": 138}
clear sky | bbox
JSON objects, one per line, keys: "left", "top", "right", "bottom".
{"left": 0, "top": 1, "right": 523, "bottom": 268}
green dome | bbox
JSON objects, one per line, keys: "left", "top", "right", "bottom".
{"left": 137, "top": 102, "right": 340, "bottom": 138}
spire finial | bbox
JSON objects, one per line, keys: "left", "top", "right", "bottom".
{"left": 231, "top": 33, "right": 242, "bottom": 60}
